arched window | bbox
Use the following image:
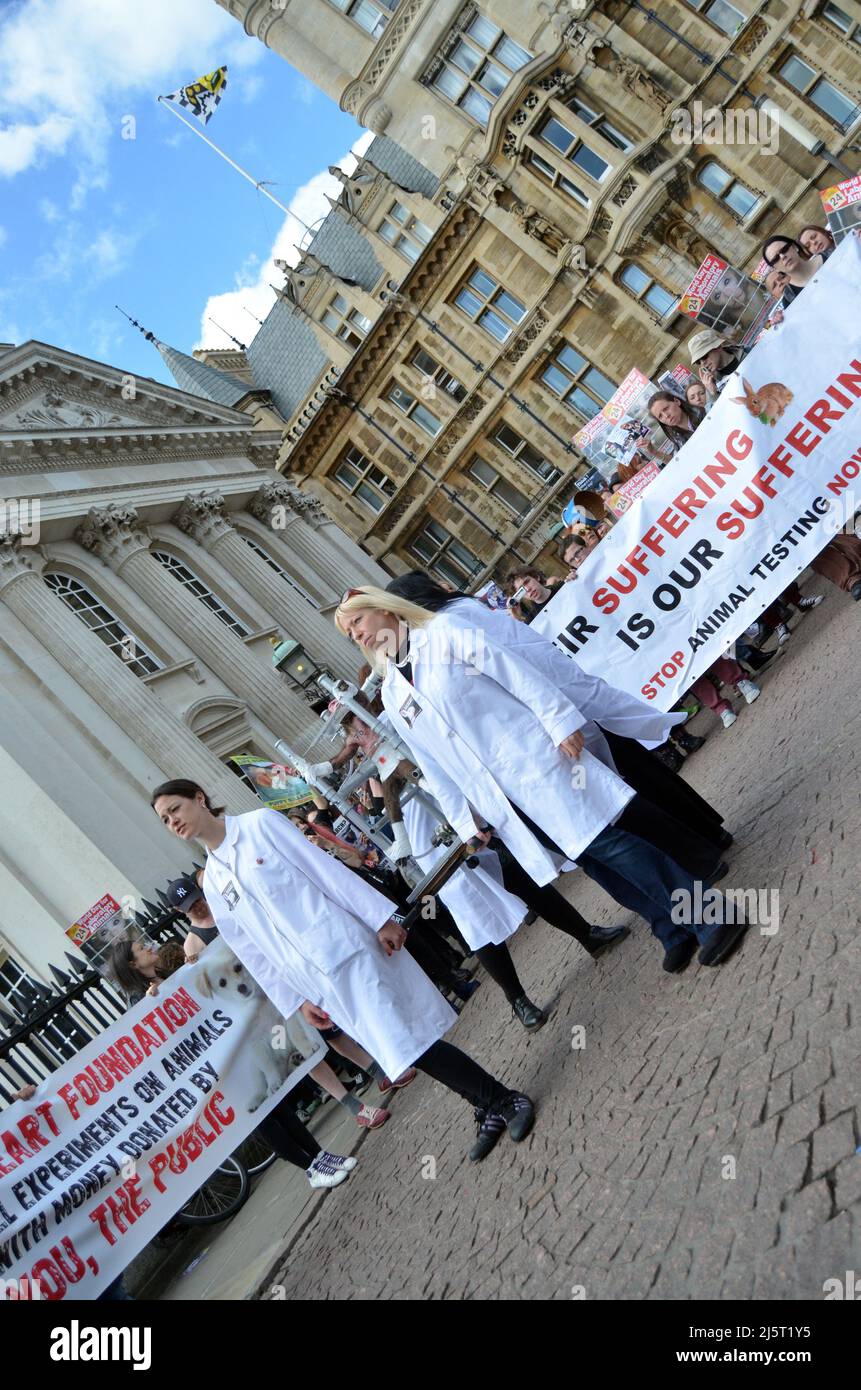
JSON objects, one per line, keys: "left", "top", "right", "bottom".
{"left": 152, "top": 552, "right": 249, "bottom": 637}
{"left": 44, "top": 572, "right": 161, "bottom": 677}
{"left": 238, "top": 533, "right": 319, "bottom": 607}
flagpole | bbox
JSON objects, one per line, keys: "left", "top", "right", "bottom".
{"left": 157, "top": 96, "right": 316, "bottom": 237}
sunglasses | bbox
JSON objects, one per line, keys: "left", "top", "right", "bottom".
{"left": 340, "top": 587, "right": 364, "bottom": 605}
{"left": 764, "top": 243, "right": 794, "bottom": 268}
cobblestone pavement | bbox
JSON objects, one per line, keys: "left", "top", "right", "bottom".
{"left": 259, "top": 580, "right": 860, "bottom": 1300}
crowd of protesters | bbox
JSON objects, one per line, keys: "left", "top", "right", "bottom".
{"left": 5, "top": 222, "right": 857, "bottom": 1300}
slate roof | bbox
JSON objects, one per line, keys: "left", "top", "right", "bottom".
{"left": 156, "top": 342, "right": 251, "bottom": 408}
{"left": 245, "top": 297, "right": 328, "bottom": 423}
{"left": 159, "top": 136, "right": 439, "bottom": 421}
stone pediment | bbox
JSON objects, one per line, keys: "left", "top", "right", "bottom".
{"left": 0, "top": 342, "right": 255, "bottom": 440}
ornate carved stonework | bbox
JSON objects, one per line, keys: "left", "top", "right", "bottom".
{"left": 611, "top": 175, "right": 638, "bottom": 208}
{"left": 590, "top": 43, "right": 672, "bottom": 113}
{"left": 665, "top": 217, "right": 712, "bottom": 266}
{"left": 248, "top": 479, "right": 329, "bottom": 530}
{"left": 503, "top": 311, "right": 549, "bottom": 365}
{"left": 10, "top": 388, "right": 125, "bottom": 430}
{"left": 506, "top": 196, "right": 571, "bottom": 254}
{"left": 0, "top": 533, "right": 38, "bottom": 594}
{"left": 248, "top": 480, "right": 302, "bottom": 531}
{"left": 733, "top": 17, "right": 769, "bottom": 59}
{"left": 75, "top": 504, "right": 151, "bottom": 569}
{"left": 173, "top": 491, "right": 234, "bottom": 548}
{"left": 370, "top": 484, "right": 420, "bottom": 542}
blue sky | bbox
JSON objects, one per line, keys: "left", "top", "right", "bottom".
{"left": 0, "top": 0, "right": 368, "bottom": 389}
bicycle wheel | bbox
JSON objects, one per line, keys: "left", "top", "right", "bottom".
{"left": 175, "top": 1157, "right": 250, "bottom": 1227}
{"left": 238, "top": 1132, "right": 278, "bottom": 1178}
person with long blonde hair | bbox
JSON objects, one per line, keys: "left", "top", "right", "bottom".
{"left": 336, "top": 584, "right": 747, "bottom": 978}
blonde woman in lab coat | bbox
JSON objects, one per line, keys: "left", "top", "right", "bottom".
{"left": 335, "top": 587, "right": 747, "bottom": 977}
{"left": 151, "top": 780, "right": 535, "bottom": 1162}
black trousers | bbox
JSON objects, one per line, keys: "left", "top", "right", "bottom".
{"left": 405, "top": 926, "right": 465, "bottom": 992}
{"left": 414, "top": 1039, "right": 509, "bottom": 1111}
{"left": 601, "top": 729, "right": 726, "bottom": 850}
{"left": 256, "top": 1099, "right": 321, "bottom": 1171}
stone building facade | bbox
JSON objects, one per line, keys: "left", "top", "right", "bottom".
{"left": 213, "top": 0, "right": 861, "bottom": 582}
{"left": 0, "top": 339, "right": 384, "bottom": 994}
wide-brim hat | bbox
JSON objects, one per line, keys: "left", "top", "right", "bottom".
{"left": 688, "top": 327, "right": 730, "bottom": 364}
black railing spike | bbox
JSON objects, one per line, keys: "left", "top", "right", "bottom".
{"left": 49, "top": 964, "right": 74, "bottom": 989}
{"left": 154, "top": 889, "right": 172, "bottom": 910}
{"left": 141, "top": 898, "right": 161, "bottom": 918}
{"left": 0, "top": 1003, "right": 17, "bottom": 1029}
{"left": 65, "top": 951, "right": 91, "bottom": 977}
{"left": 134, "top": 911, "right": 150, "bottom": 930}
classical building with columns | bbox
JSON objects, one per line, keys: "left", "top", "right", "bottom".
{"left": 211, "top": 0, "right": 861, "bottom": 582}
{"left": 0, "top": 338, "right": 385, "bottom": 998}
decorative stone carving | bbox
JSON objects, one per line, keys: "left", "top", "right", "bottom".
{"left": 76, "top": 504, "right": 151, "bottom": 568}
{"left": 594, "top": 209, "right": 614, "bottom": 235}
{"left": 591, "top": 43, "right": 672, "bottom": 113}
{"left": 0, "top": 533, "right": 38, "bottom": 593}
{"left": 248, "top": 479, "right": 330, "bottom": 531}
{"left": 502, "top": 310, "right": 549, "bottom": 365}
{"left": 13, "top": 389, "right": 124, "bottom": 430}
{"left": 248, "top": 480, "right": 301, "bottom": 530}
{"left": 173, "top": 491, "right": 234, "bottom": 547}
{"left": 364, "top": 99, "right": 393, "bottom": 135}
{"left": 611, "top": 175, "right": 638, "bottom": 208}
{"left": 505, "top": 196, "right": 572, "bottom": 257}
{"left": 665, "top": 218, "right": 712, "bottom": 266}
{"left": 733, "top": 17, "right": 769, "bottom": 59}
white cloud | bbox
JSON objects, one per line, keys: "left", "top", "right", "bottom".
{"left": 196, "top": 131, "right": 375, "bottom": 351}
{"left": 39, "top": 197, "right": 61, "bottom": 222}
{"left": 0, "top": 226, "right": 7, "bottom": 248}
{"left": 0, "top": 0, "right": 261, "bottom": 194}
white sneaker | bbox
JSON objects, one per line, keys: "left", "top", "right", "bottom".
{"left": 737, "top": 679, "right": 761, "bottom": 704}
{"left": 720, "top": 708, "right": 738, "bottom": 728}
{"left": 322, "top": 1150, "right": 357, "bottom": 1172}
{"left": 796, "top": 594, "right": 823, "bottom": 610}
{"left": 775, "top": 623, "right": 791, "bottom": 645}
{"left": 307, "top": 1155, "right": 350, "bottom": 1189}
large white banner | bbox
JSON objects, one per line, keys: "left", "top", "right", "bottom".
{"left": 535, "top": 235, "right": 861, "bottom": 708}
{"left": 0, "top": 945, "right": 326, "bottom": 1300}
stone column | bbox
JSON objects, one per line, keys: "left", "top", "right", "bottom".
{"left": 75, "top": 504, "right": 318, "bottom": 747}
{"left": 0, "top": 535, "right": 258, "bottom": 812}
{"left": 173, "top": 491, "right": 359, "bottom": 678}
{"left": 248, "top": 480, "right": 385, "bottom": 600}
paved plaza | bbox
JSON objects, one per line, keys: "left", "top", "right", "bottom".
{"left": 164, "top": 574, "right": 859, "bottom": 1302}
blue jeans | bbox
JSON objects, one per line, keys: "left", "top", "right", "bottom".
{"left": 578, "top": 825, "right": 723, "bottom": 951}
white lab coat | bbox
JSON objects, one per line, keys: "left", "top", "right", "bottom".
{"left": 381, "top": 604, "right": 636, "bottom": 886}
{"left": 203, "top": 808, "right": 456, "bottom": 1080}
{"left": 400, "top": 787, "right": 526, "bottom": 949}
{"left": 486, "top": 601, "right": 686, "bottom": 753}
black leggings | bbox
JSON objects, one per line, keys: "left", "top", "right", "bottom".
{"left": 475, "top": 941, "right": 525, "bottom": 1004}
{"left": 414, "top": 1039, "right": 509, "bottom": 1111}
{"left": 491, "top": 837, "right": 595, "bottom": 949}
{"left": 256, "top": 1099, "right": 321, "bottom": 1171}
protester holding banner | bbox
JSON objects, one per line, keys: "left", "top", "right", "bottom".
{"left": 337, "top": 586, "right": 747, "bottom": 975}
{"left": 648, "top": 392, "right": 704, "bottom": 456}
{"left": 762, "top": 235, "right": 824, "bottom": 306}
{"left": 798, "top": 225, "right": 835, "bottom": 259}
{"left": 688, "top": 329, "right": 748, "bottom": 399}
{"left": 151, "top": 781, "right": 537, "bottom": 1162}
